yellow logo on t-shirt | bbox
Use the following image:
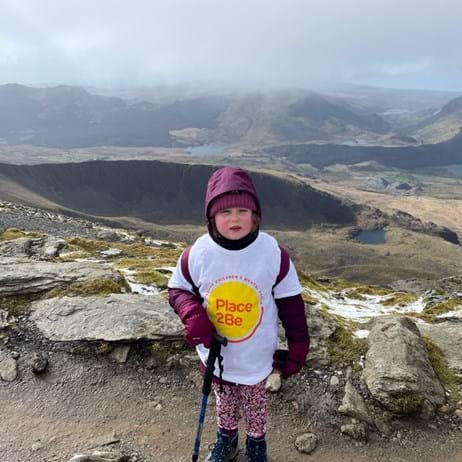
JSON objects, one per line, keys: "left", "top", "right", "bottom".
{"left": 207, "top": 281, "right": 262, "bottom": 343}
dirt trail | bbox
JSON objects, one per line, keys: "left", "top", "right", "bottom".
{"left": 1, "top": 341, "right": 461, "bottom": 462}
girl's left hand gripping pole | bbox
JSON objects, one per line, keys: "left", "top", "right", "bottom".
{"left": 191, "top": 333, "right": 227, "bottom": 462}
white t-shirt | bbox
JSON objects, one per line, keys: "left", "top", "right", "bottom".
{"left": 168, "top": 232, "right": 301, "bottom": 385}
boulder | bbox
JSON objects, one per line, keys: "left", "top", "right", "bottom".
{"left": 362, "top": 316, "right": 445, "bottom": 415}
{"left": 418, "top": 320, "right": 462, "bottom": 375}
{"left": 305, "top": 305, "right": 337, "bottom": 367}
{"left": 0, "top": 238, "right": 38, "bottom": 257}
{"left": 0, "top": 257, "right": 121, "bottom": 296}
{"left": 0, "top": 236, "right": 67, "bottom": 258}
{"left": 0, "top": 349, "right": 18, "bottom": 381}
{"left": 338, "top": 371, "right": 373, "bottom": 425}
{"left": 31, "top": 294, "right": 183, "bottom": 342}
{"left": 43, "top": 237, "right": 67, "bottom": 257}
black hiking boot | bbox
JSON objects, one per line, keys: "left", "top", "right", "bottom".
{"left": 205, "top": 431, "right": 239, "bottom": 462}
{"left": 245, "top": 436, "right": 267, "bottom": 462}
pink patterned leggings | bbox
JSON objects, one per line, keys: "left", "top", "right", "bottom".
{"left": 212, "top": 380, "right": 267, "bottom": 438}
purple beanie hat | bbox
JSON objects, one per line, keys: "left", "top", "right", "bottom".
{"left": 209, "top": 191, "right": 257, "bottom": 218}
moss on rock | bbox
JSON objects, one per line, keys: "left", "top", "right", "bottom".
{"left": 327, "top": 323, "right": 368, "bottom": 369}
{"left": 423, "top": 336, "right": 460, "bottom": 398}
{"left": 66, "top": 237, "right": 110, "bottom": 254}
{"left": 65, "top": 236, "right": 182, "bottom": 267}
{"left": 0, "top": 228, "right": 45, "bottom": 241}
{"left": 133, "top": 270, "right": 169, "bottom": 288}
{"left": 56, "top": 251, "right": 91, "bottom": 262}
{"left": 115, "top": 258, "right": 154, "bottom": 271}
{"left": 298, "top": 271, "right": 326, "bottom": 291}
{"left": 301, "top": 291, "right": 318, "bottom": 305}
{"left": 382, "top": 292, "right": 418, "bottom": 307}
{"left": 0, "top": 294, "right": 41, "bottom": 316}
{"left": 390, "top": 390, "right": 425, "bottom": 415}
{"left": 420, "top": 299, "right": 462, "bottom": 323}
{"left": 345, "top": 285, "right": 392, "bottom": 298}
{"left": 46, "top": 278, "right": 128, "bottom": 298}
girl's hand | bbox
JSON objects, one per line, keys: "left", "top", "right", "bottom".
{"left": 272, "top": 343, "right": 308, "bottom": 378}
{"left": 183, "top": 310, "right": 215, "bottom": 348}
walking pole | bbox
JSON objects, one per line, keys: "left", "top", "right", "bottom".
{"left": 191, "top": 332, "right": 227, "bottom": 462}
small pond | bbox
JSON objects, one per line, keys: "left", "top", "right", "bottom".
{"left": 357, "top": 229, "right": 386, "bottom": 245}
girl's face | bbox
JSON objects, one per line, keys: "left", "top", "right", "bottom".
{"left": 214, "top": 207, "right": 254, "bottom": 240}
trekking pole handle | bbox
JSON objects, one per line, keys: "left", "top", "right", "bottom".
{"left": 202, "top": 333, "right": 227, "bottom": 396}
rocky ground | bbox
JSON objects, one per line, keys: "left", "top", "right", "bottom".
{"left": 1, "top": 200, "right": 462, "bottom": 462}
{"left": 1, "top": 328, "right": 461, "bottom": 462}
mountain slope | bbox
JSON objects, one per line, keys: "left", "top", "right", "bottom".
{"left": 413, "top": 95, "right": 462, "bottom": 143}
{"left": 0, "top": 160, "right": 355, "bottom": 229}
{"left": 214, "top": 91, "right": 391, "bottom": 145}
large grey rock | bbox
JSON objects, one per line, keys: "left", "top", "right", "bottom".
{"left": 305, "top": 305, "right": 337, "bottom": 367}
{"left": 0, "top": 257, "right": 121, "bottom": 296}
{"left": 0, "top": 237, "right": 38, "bottom": 257}
{"left": 418, "top": 320, "right": 462, "bottom": 374}
{"left": 338, "top": 372, "right": 373, "bottom": 425}
{"left": 0, "top": 349, "right": 18, "bottom": 381}
{"left": 43, "top": 237, "right": 67, "bottom": 257}
{"left": 363, "top": 316, "right": 445, "bottom": 415}
{"left": 31, "top": 294, "right": 183, "bottom": 342}
{"left": 0, "top": 236, "right": 67, "bottom": 258}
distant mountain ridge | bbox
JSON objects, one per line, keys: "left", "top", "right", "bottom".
{"left": 0, "top": 160, "right": 355, "bottom": 229}
{"left": 0, "top": 84, "right": 227, "bottom": 148}
{"left": 0, "top": 83, "right": 394, "bottom": 148}
{"left": 1, "top": 83, "right": 461, "bottom": 151}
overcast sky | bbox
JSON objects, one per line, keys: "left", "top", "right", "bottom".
{"left": 1, "top": 0, "right": 461, "bottom": 91}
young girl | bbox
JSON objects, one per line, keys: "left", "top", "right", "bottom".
{"left": 168, "top": 166, "right": 309, "bottom": 462}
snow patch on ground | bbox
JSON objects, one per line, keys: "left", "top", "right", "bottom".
{"left": 305, "top": 288, "right": 427, "bottom": 323}
{"left": 119, "top": 268, "right": 161, "bottom": 295}
{"left": 127, "top": 282, "right": 161, "bottom": 295}
{"left": 354, "top": 329, "right": 370, "bottom": 339}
